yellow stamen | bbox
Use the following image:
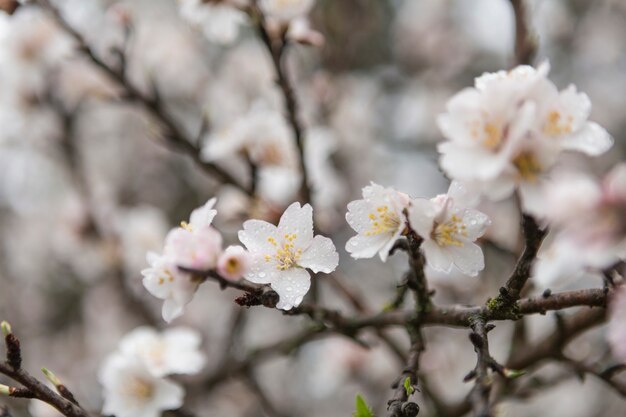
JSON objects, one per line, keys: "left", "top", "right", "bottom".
{"left": 432, "top": 214, "right": 468, "bottom": 247}
{"left": 513, "top": 152, "right": 542, "bottom": 182}
{"left": 365, "top": 205, "right": 400, "bottom": 236}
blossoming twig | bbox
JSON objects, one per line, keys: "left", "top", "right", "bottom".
{"left": 0, "top": 325, "right": 90, "bottom": 417}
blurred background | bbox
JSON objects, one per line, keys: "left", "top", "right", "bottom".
{"left": 0, "top": 0, "right": 625, "bottom": 416}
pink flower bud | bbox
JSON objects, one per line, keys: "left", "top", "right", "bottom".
{"left": 217, "top": 245, "right": 251, "bottom": 280}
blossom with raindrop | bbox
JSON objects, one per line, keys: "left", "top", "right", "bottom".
{"left": 345, "top": 182, "right": 410, "bottom": 262}
{"left": 238, "top": 202, "right": 339, "bottom": 310}
{"left": 408, "top": 183, "right": 491, "bottom": 276}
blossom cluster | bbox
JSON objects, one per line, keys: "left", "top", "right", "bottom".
{"left": 143, "top": 199, "right": 339, "bottom": 319}
{"left": 437, "top": 63, "right": 613, "bottom": 214}
{"left": 142, "top": 198, "right": 251, "bottom": 322}
{"left": 99, "top": 327, "right": 206, "bottom": 417}
{"left": 345, "top": 182, "right": 491, "bottom": 276}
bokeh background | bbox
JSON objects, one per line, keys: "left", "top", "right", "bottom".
{"left": 1, "top": 0, "right": 625, "bottom": 416}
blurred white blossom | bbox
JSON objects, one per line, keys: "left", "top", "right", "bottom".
{"left": 178, "top": 0, "right": 247, "bottom": 45}
{"left": 534, "top": 164, "right": 626, "bottom": 286}
{"left": 118, "top": 326, "right": 206, "bottom": 377}
{"left": 99, "top": 353, "right": 184, "bottom": 417}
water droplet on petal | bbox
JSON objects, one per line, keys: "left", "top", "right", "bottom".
{"left": 258, "top": 272, "right": 266, "bottom": 278}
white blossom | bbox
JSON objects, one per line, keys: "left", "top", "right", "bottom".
{"left": 202, "top": 106, "right": 297, "bottom": 169}
{"left": 178, "top": 0, "right": 247, "bottom": 45}
{"left": 238, "top": 202, "right": 338, "bottom": 310}
{"left": 534, "top": 164, "right": 626, "bottom": 286}
{"left": 141, "top": 198, "right": 222, "bottom": 322}
{"left": 408, "top": 183, "right": 490, "bottom": 276}
{"left": 118, "top": 327, "right": 206, "bottom": 378}
{"left": 99, "top": 353, "right": 184, "bottom": 417}
{"left": 345, "top": 183, "right": 410, "bottom": 262}
{"left": 437, "top": 62, "right": 613, "bottom": 212}
{"left": 142, "top": 252, "right": 201, "bottom": 322}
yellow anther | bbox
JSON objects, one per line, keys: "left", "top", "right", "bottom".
{"left": 432, "top": 216, "right": 467, "bottom": 247}
{"left": 543, "top": 111, "right": 573, "bottom": 136}
{"left": 482, "top": 122, "right": 502, "bottom": 149}
{"left": 366, "top": 206, "right": 400, "bottom": 236}
{"left": 513, "top": 152, "right": 542, "bottom": 182}
{"left": 267, "top": 237, "right": 277, "bottom": 246}
{"left": 264, "top": 254, "right": 271, "bottom": 262}
{"left": 180, "top": 221, "right": 193, "bottom": 232}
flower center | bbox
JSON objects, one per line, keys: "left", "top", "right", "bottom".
{"left": 543, "top": 110, "right": 573, "bottom": 136}
{"left": 126, "top": 377, "right": 153, "bottom": 400}
{"left": 432, "top": 214, "right": 467, "bottom": 247}
{"left": 225, "top": 258, "right": 240, "bottom": 275}
{"left": 157, "top": 268, "right": 175, "bottom": 285}
{"left": 469, "top": 119, "right": 503, "bottom": 150}
{"left": 265, "top": 234, "right": 303, "bottom": 271}
{"left": 513, "top": 152, "right": 542, "bottom": 182}
{"left": 365, "top": 205, "right": 400, "bottom": 236}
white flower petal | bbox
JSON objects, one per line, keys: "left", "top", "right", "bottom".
{"left": 271, "top": 268, "right": 311, "bottom": 310}
{"left": 162, "top": 298, "right": 185, "bottom": 323}
{"left": 447, "top": 241, "right": 485, "bottom": 276}
{"left": 238, "top": 219, "right": 279, "bottom": 255}
{"left": 345, "top": 233, "right": 390, "bottom": 259}
{"left": 153, "top": 378, "right": 185, "bottom": 411}
{"left": 408, "top": 198, "right": 437, "bottom": 239}
{"left": 189, "top": 197, "right": 217, "bottom": 228}
{"left": 277, "top": 202, "right": 314, "bottom": 247}
{"left": 460, "top": 208, "right": 491, "bottom": 240}
{"left": 421, "top": 240, "right": 453, "bottom": 273}
{"left": 562, "top": 122, "right": 613, "bottom": 156}
{"left": 345, "top": 199, "right": 374, "bottom": 233}
{"left": 299, "top": 235, "right": 338, "bottom": 273}
{"left": 379, "top": 228, "right": 404, "bottom": 262}
{"left": 245, "top": 256, "right": 281, "bottom": 284}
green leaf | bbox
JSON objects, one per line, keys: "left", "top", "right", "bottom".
{"left": 503, "top": 368, "right": 526, "bottom": 379}
{"left": 403, "top": 376, "right": 415, "bottom": 396}
{"left": 353, "top": 394, "right": 374, "bottom": 417}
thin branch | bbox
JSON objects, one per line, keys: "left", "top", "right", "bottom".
{"left": 249, "top": 2, "right": 312, "bottom": 204}
{"left": 510, "top": 0, "right": 537, "bottom": 66}
{"left": 507, "top": 307, "right": 607, "bottom": 370}
{"left": 466, "top": 318, "right": 501, "bottom": 417}
{"left": 558, "top": 357, "right": 626, "bottom": 397}
{"left": 490, "top": 215, "right": 547, "bottom": 314}
{"left": 0, "top": 364, "right": 88, "bottom": 417}
{"left": 36, "top": 0, "right": 252, "bottom": 195}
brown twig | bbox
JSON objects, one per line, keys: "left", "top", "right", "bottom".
{"left": 510, "top": 0, "right": 537, "bottom": 66}
{"left": 249, "top": 2, "right": 311, "bottom": 204}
